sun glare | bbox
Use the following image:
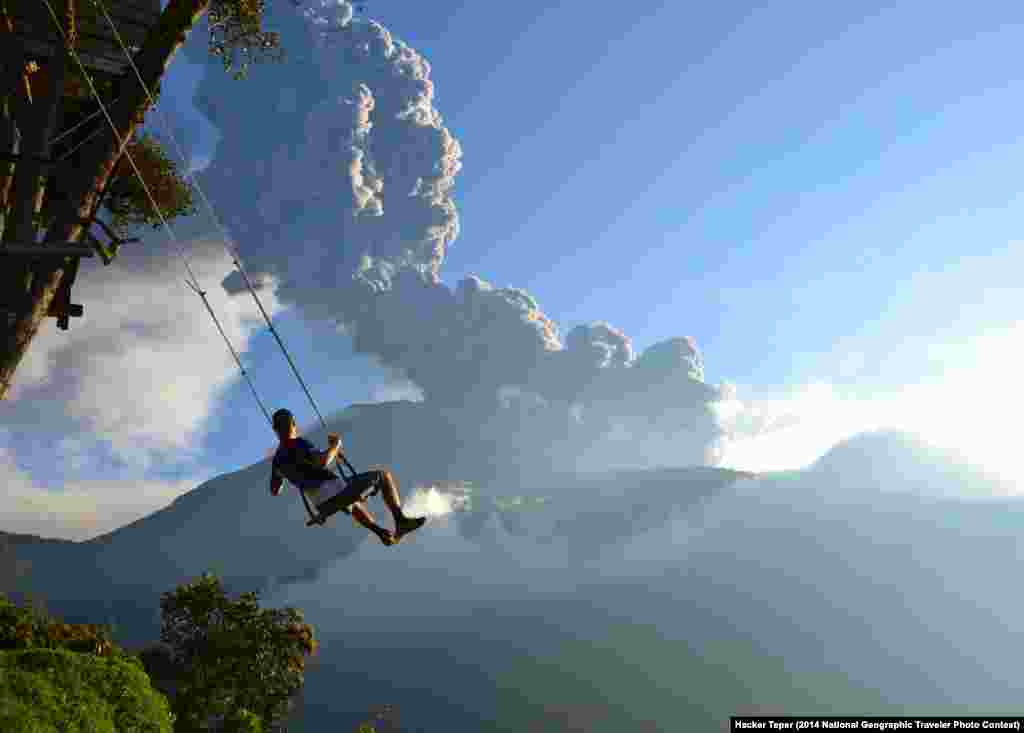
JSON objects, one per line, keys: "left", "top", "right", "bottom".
{"left": 718, "top": 322, "right": 1022, "bottom": 491}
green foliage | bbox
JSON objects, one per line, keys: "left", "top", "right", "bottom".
{"left": 0, "top": 576, "right": 317, "bottom": 733}
{"left": 207, "top": 0, "right": 285, "bottom": 80}
{"left": 0, "top": 648, "right": 174, "bottom": 733}
{"left": 159, "top": 573, "right": 316, "bottom": 732}
{"left": 0, "top": 594, "right": 118, "bottom": 659}
{"left": 221, "top": 708, "right": 264, "bottom": 733}
{"left": 0, "top": 595, "right": 173, "bottom": 732}
{"left": 103, "top": 132, "right": 196, "bottom": 236}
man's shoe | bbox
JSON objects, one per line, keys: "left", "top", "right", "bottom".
{"left": 378, "top": 530, "right": 398, "bottom": 546}
{"left": 394, "top": 516, "right": 427, "bottom": 541}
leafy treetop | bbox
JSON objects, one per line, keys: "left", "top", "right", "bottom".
{"left": 160, "top": 573, "right": 317, "bottom": 732}
{"left": 208, "top": 0, "right": 285, "bottom": 80}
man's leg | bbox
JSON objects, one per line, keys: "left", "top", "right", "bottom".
{"left": 374, "top": 470, "right": 426, "bottom": 539}
{"left": 349, "top": 501, "right": 395, "bottom": 546}
{"left": 377, "top": 470, "right": 408, "bottom": 526}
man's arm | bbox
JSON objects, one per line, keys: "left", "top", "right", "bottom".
{"left": 315, "top": 444, "right": 341, "bottom": 468}
{"left": 310, "top": 435, "right": 343, "bottom": 469}
{"left": 269, "top": 465, "right": 284, "bottom": 496}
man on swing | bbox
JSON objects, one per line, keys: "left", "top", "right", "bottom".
{"left": 269, "top": 409, "right": 426, "bottom": 546}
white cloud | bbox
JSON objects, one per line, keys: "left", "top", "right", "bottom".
{"left": 714, "top": 382, "right": 873, "bottom": 474}
{"left": 369, "top": 378, "right": 424, "bottom": 403}
{"left": 0, "top": 444, "right": 204, "bottom": 541}
{"left": 716, "top": 322, "right": 1023, "bottom": 490}
{"left": 8, "top": 240, "right": 283, "bottom": 468}
{"left": 0, "top": 235, "right": 283, "bottom": 538}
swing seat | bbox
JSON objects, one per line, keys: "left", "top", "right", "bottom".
{"left": 305, "top": 473, "right": 382, "bottom": 527}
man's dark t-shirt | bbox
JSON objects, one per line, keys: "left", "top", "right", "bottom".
{"left": 272, "top": 437, "right": 337, "bottom": 492}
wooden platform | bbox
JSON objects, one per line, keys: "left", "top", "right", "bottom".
{"left": 7, "top": 0, "right": 161, "bottom": 77}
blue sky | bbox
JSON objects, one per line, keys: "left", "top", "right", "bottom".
{"left": 4, "top": 0, "right": 1022, "bottom": 539}
{"left": 182, "top": 1, "right": 1021, "bottom": 448}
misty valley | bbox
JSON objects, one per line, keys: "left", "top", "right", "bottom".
{"left": 6, "top": 432, "right": 1024, "bottom": 730}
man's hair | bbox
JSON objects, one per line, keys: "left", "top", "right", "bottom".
{"left": 272, "top": 408, "right": 295, "bottom": 436}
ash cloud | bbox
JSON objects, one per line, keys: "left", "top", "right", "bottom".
{"left": 180, "top": 3, "right": 727, "bottom": 471}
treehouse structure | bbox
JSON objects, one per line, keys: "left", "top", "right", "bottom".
{"left": 0, "top": 0, "right": 160, "bottom": 330}
{"left": 0, "top": 0, "right": 280, "bottom": 401}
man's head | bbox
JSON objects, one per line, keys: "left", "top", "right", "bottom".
{"left": 272, "top": 408, "right": 297, "bottom": 441}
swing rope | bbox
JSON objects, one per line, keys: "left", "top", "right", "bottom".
{"left": 88, "top": 0, "right": 334, "bottom": 438}
{"left": 40, "top": 0, "right": 359, "bottom": 524}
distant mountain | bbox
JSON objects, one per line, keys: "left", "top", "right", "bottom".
{"left": 675, "top": 442, "right": 1024, "bottom": 718}
{"left": 9, "top": 458, "right": 368, "bottom": 644}
{"left": 809, "top": 429, "right": 1015, "bottom": 499}
{"left": 25, "top": 419, "right": 1009, "bottom": 658}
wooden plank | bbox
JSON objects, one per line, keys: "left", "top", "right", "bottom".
{"left": 8, "top": 0, "right": 160, "bottom": 30}
{"left": 89, "top": 0, "right": 162, "bottom": 15}
{"left": 7, "top": 1, "right": 161, "bottom": 70}
{"left": 16, "top": 25, "right": 154, "bottom": 53}
{"left": 18, "top": 38, "right": 129, "bottom": 76}
{"left": 18, "top": 35, "right": 144, "bottom": 65}
{"left": 12, "top": 8, "right": 161, "bottom": 31}
{"left": 11, "top": 21, "right": 155, "bottom": 46}
{"left": 12, "top": 20, "right": 153, "bottom": 48}
{"left": 8, "top": 0, "right": 161, "bottom": 77}
{"left": 18, "top": 34, "right": 150, "bottom": 59}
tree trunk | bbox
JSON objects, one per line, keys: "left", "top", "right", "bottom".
{"left": 0, "top": 94, "right": 18, "bottom": 236}
{"left": 0, "top": 1, "right": 30, "bottom": 236}
{"left": 0, "top": 0, "right": 211, "bottom": 400}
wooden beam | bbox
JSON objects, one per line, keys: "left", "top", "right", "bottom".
{"left": 0, "top": 152, "right": 58, "bottom": 168}
{"left": 0, "top": 244, "right": 94, "bottom": 256}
